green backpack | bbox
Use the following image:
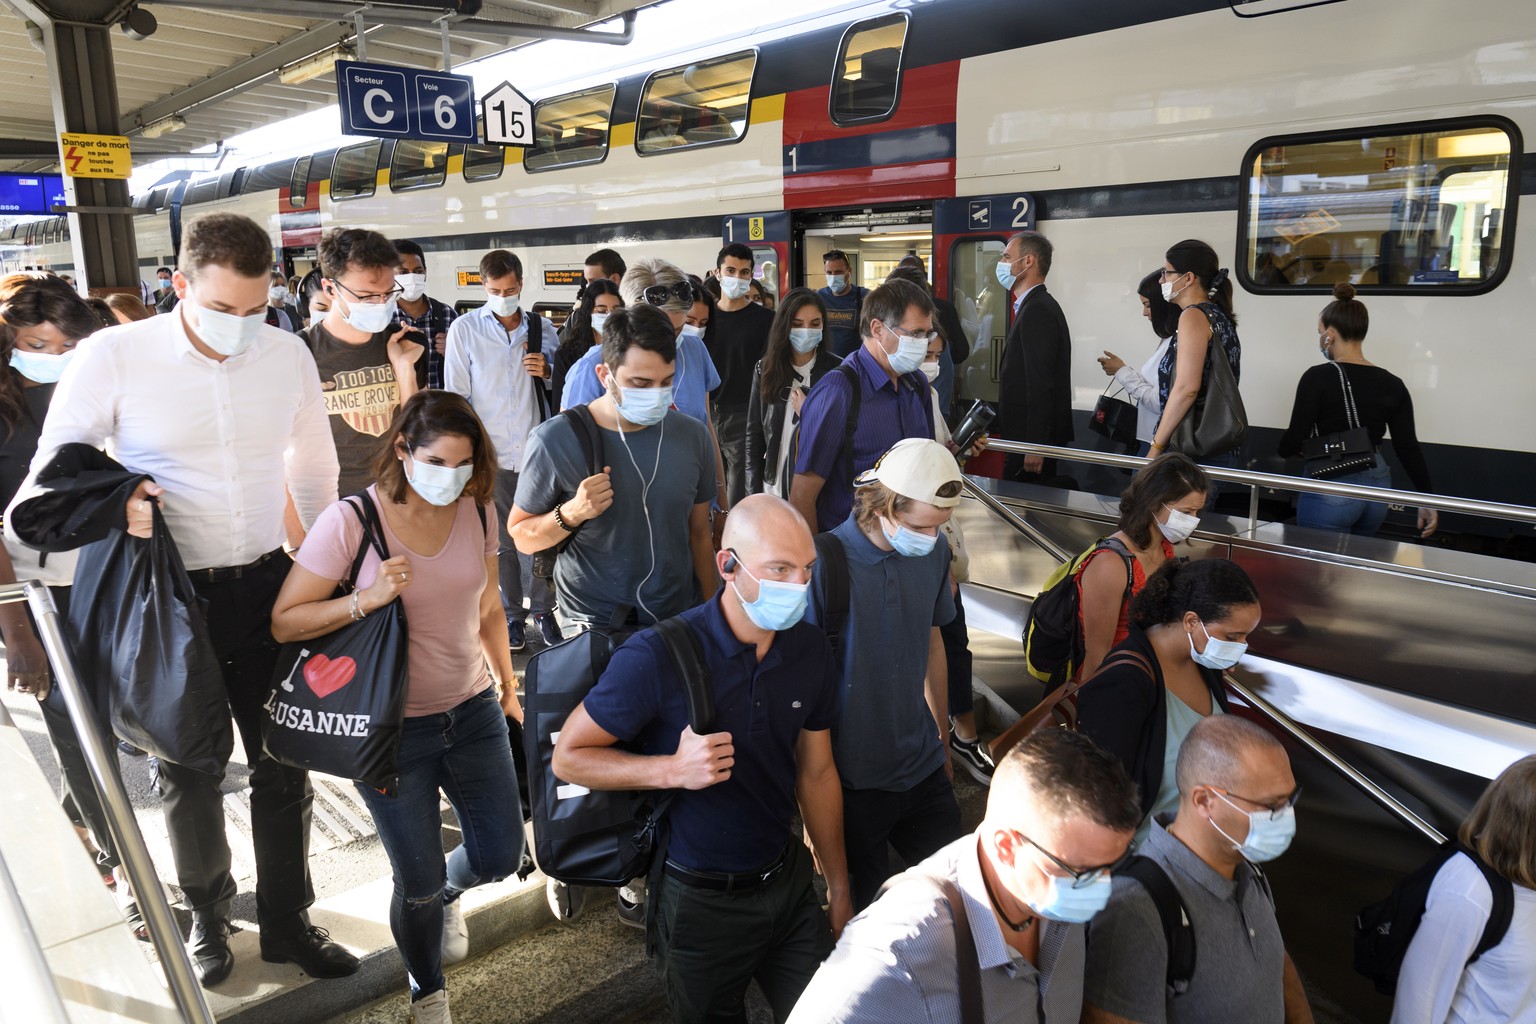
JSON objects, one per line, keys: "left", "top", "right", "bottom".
{"left": 1022, "top": 537, "right": 1133, "bottom": 685}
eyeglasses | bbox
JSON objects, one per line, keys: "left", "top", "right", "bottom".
{"left": 642, "top": 282, "right": 694, "bottom": 307}
{"left": 1018, "top": 831, "right": 1129, "bottom": 889}
{"left": 1159, "top": 268, "right": 1182, "bottom": 280}
{"left": 332, "top": 279, "right": 403, "bottom": 304}
{"left": 1209, "top": 784, "right": 1303, "bottom": 820}
{"left": 880, "top": 322, "right": 939, "bottom": 345}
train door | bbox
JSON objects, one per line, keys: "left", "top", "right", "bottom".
{"left": 932, "top": 192, "right": 1036, "bottom": 407}
{"left": 789, "top": 205, "right": 933, "bottom": 293}
{"left": 721, "top": 213, "right": 790, "bottom": 304}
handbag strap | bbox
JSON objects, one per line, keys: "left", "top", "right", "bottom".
{"left": 1332, "top": 361, "right": 1361, "bottom": 430}
{"left": 341, "top": 492, "right": 393, "bottom": 590}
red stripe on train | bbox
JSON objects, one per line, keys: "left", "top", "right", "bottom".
{"left": 784, "top": 159, "right": 957, "bottom": 209}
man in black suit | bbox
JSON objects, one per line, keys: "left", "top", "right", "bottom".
{"left": 995, "top": 231, "right": 1073, "bottom": 482}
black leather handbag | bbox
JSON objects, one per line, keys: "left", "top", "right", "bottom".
{"left": 1088, "top": 382, "right": 1139, "bottom": 451}
{"left": 1303, "top": 363, "right": 1377, "bottom": 479}
{"left": 1168, "top": 332, "right": 1247, "bottom": 459}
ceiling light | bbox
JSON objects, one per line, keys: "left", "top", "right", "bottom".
{"left": 119, "top": 6, "right": 157, "bottom": 40}
{"left": 278, "top": 45, "right": 355, "bottom": 86}
{"left": 858, "top": 232, "right": 931, "bottom": 243}
{"left": 142, "top": 115, "right": 187, "bottom": 139}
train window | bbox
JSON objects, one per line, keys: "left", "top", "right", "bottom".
{"left": 331, "top": 140, "right": 383, "bottom": 201}
{"left": 831, "top": 15, "right": 908, "bottom": 125}
{"left": 463, "top": 142, "right": 505, "bottom": 182}
{"left": 635, "top": 51, "right": 756, "bottom": 156}
{"left": 288, "top": 156, "right": 312, "bottom": 208}
{"left": 1241, "top": 119, "right": 1518, "bottom": 294}
{"left": 389, "top": 140, "right": 450, "bottom": 192}
{"left": 525, "top": 84, "right": 616, "bottom": 173}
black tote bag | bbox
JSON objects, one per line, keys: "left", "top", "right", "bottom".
{"left": 1169, "top": 335, "right": 1247, "bottom": 459}
{"left": 68, "top": 503, "right": 234, "bottom": 776}
{"left": 263, "top": 494, "right": 409, "bottom": 795}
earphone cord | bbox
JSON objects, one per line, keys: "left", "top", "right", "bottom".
{"left": 616, "top": 414, "right": 665, "bottom": 624}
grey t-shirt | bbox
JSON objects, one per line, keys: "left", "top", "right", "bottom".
{"left": 1084, "top": 817, "right": 1286, "bottom": 1024}
{"left": 515, "top": 408, "right": 714, "bottom": 627}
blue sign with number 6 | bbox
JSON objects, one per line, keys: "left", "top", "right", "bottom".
{"left": 337, "top": 60, "right": 476, "bottom": 144}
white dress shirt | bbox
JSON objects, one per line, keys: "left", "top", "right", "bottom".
{"left": 1113, "top": 336, "right": 1173, "bottom": 444}
{"left": 444, "top": 305, "right": 550, "bottom": 472}
{"left": 29, "top": 308, "right": 339, "bottom": 571}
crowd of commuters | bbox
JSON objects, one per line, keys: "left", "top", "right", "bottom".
{"left": 0, "top": 212, "right": 1518, "bottom": 1024}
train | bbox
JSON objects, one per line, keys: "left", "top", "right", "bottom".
{"left": 5, "top": 0, "right": 1533, "bottom": 542}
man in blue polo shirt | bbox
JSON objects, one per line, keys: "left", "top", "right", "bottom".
{"left": 789, "top": 278, "right": 936, "bottom": 533}
{"left": 554, "top": 494, "right": 852, "bottom": 1023}
{"left": 806, "top": 438, "right": 963, "bottom": 911}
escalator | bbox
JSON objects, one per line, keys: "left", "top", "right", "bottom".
{"left": 954, "top": 445, "right": 1536, "bottom": 1023}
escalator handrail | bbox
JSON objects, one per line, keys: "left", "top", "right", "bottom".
{"left": 960, "top": 477, "right": 1450, "bottom": 847}
{"left": 0, "top": 580, "right": 216, "bottom": 1024}
{"left": 0, "top": 833, "right": 73, "bottom": 1023}
{"left": 983, "top": 439, "right": 1536, "bottom": 526}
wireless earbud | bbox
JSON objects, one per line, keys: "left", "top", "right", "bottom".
{"left": 722, "top": 550, "right": 739, "bottom": 574}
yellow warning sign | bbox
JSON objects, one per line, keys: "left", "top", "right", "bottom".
{"left": 60, "top": 133, "right": 131, "bottom": 179}
{"left": 748, "top": 217, "right": 765, "bottom": 241}
{"left": 457, "top": 269, "right": 483, "bottom": 288}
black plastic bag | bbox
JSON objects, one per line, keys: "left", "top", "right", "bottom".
{"left": 68, "top": 504, "right": 233, "bottom": 776}
{"left": 262, "top": 494, "right": 409, "bottom": 795}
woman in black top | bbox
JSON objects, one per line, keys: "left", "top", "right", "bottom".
{"left": 1277, "top": 283, "right": 1438, "bottom": 538}
{"left": 550, "top": 279, "right": 621, "bottom": 410}
{"left": 1148, "top": 239, "right": 1241, "bottom": 468}
{"left": 745, "top": 288, "right": 838, "bottom": 497}
{"left": 1077, "top": 557, "right": 1260, "bottom": 839}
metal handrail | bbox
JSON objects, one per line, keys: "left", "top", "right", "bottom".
{"left": 962, "top": 475, "right": 1449, "bottom": 846}
{"left": 0, "top": 580, "right": 216, "bottom": 1024}
{"left": 984, "top": 439, "right": 1536, "bottom": 528}
{"left": 0, "top": 837, "right": 72, "bottom": 1024}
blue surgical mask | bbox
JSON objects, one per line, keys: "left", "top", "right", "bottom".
{"left": 730, "top": 560, "right": 809, "bottom": 631}
{"left": 1029, "top": 872, "right": 1113, "bottom": 924}
{"left": 1318, "top": 332, "right": 1333, "bottom": 360}
{"left": 880, "top": 515, "right": 938, "bottom": 558}
{"left": 826, "top": 273, "right": 848, "bottom": 293}
{"left": 407, "top": 456, "right": 472, "bottom": 506}
{"left": 789, "top": 328, "right": 822, "bottom": 353}
{"left": 1189, "top": 620, "right": 1247, "bottom": 671}
{"left": 884, "top": 329, "right": 929, "bottom": 375}
{"left": 720, "top": 276, "right": 751, "bottom": 301}
{"left": 8, "top": 349, "right": 75, "bottom": 384}
{"left": 995, "top": 258, "right": 1019, "bottom": 291}
{"left": 590, "top": 312, "right": 610, "bottom": 335}
{"left": 1210, "top": 791, "right": 1297, "bottom": 863}
{"left": 343, "top": 297, "right": 396, "bottom": 335}
{"left": 613, "top": 382, "right": 673, "bottom": 427}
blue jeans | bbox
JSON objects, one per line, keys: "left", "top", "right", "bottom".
{"left": 1296, "top": 461, "right": 1393, "bottom": 536}
{"left": 357, "top": 687, "right": 524, "bottom": 1000}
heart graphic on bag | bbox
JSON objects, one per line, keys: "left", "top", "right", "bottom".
{"left": 304, "top": 654, "right": 357, "bottom": 699}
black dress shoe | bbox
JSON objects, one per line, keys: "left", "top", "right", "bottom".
{"left": 259, "top": 925, "right": 360, "bottom": 978}
{"left": 188, "top": 918, "right": 234, "bottom": 987}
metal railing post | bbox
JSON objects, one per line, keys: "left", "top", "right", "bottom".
{"left": 1248, "top": 483, "right": 1260, "bottom": 539}
{"left": 4, "top": 580, "right": 216, "bottom": 1024}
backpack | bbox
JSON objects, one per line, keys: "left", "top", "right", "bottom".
{"left": 828, "top": 362, "right": 934, "bottom": 490}
{"left": 1117, "top": 856, "right": 1199, "bottom": 998}
{"left": 1354, "top": 841, "right": 1515, "bottom": 995}
{"left": 530, "top": 404, "right": 604, "bottom": 579}
{"left": 811, "top": 532, "right": 851, "bottom": 659}
{"left": 521, "top": 609, "right": 715, "bottom": 887}
{"left": 1022, "top": 537, "right": 1134, "bottom": 685}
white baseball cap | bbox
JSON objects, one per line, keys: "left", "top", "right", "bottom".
{"left": 854, "top": 438, "right": 963, "bottom": 508}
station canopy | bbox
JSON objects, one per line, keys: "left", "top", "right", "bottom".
{"left": 0, "top": 0, "right": 649, "bottom": 173}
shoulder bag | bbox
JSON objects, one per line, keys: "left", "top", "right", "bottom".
{"left": 1302, "top": 362, "right": 1377, "bottom": 479}
{"left": 1168, "top": 313, "right": 1247, "bottom": 459}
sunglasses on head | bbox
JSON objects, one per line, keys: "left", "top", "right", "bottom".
{"left": 642, "top": 282, "right": 694, "bottom": 307}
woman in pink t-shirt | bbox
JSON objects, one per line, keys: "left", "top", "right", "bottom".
{"left": 272, "top": 391, "right": 520, "bottom": 1023}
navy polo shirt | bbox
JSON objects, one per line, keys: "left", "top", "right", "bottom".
{"left": 806, "top": 517, "right": 955, "bottom": 793}
{"left": 581, "top": 593, "right": 838, "bottom": 874}
{"left": 793, "top": 345, "right": 934, "bottom": 532}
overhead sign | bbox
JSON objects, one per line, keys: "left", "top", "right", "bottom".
{"left": 60, "top": 133, "right": 131, "bottom": 179}
{"left": 543, "top": 267, "right": 584, "bottom": 287}
{"left": 481, "top": 82, "right": 533, "bottom": 147}
{"left": 0, "top": 174, "right": 66, "bottom": 214}
{"left": 336, "top": 60, "right": 476, "bottom": 144}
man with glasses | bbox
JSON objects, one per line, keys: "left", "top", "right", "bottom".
{"left": 995, "top": 230, "right": 1073, "bottom": 483}
{"left": 708, "top": 243, "right": 774, "bottom": 510}
{"left": 304, "top": 228, "right": 424, "bottom": 494}
{"left": 818, "top": 249, "right": 867, "bottom": 359}
{"left": 787, "top": 728, "right": 1140, "bottom": 1023}
{"left": 1083, "top": 715, "right": 1313, "bottom": 1024}
{"left": 790, "top": 278, "right": 936, "bottom": 533}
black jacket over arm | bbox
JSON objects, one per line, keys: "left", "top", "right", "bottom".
{"left": 1075, "top": 625, "right": 1230, "bottom": 819}
{"left": 997, "top": 284, "right": 1073, "bottom": 445}
{"left": 745, "top": 351, "right": 842, "bottom": 495}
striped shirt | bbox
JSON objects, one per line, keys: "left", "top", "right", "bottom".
{"left": 792, "top": 344, "right": 934, "bottom": 532}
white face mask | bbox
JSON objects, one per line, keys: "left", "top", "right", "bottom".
{"left": 680, "top": 323, "right": 705, "bottom": 340}
{"left": 1157, "top": 504, "right": 1200, "bottom": 543}
{"left": 590, "top": 312, "right": 610, "bottom": 335}
{"left": 1160, "top": 273, "right": 1185, "bottom": 304}
{"left": 920, "top": 359, "right": 941, "bottom": 383}
{"left": 341, "top": 295, "right": 397, "bottom": 335}
{"left": 397, "top": 273, "right": 427, "bottom": 302}
{"left": 269, "top": 286, "right": 289, "bottom": 304}
{"left": 485, "top": 292, "right": 520, "bottom": 317}
{"left": 8, "top": 349, "right": 75, "bottom": 384}
{"left": 407, "top": 455, "right": 472, "bottom": 506}
{"left": 190, "top": 301, "right": 263, "bottom": 357}
{"left": 720, "top": 276, "right": 751, "bottom": 301}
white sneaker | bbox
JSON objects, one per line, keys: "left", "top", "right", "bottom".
{"left": 441, "top": 901, "right": 469, "bottom": 965}
{"left": 412, "top": 989, "right": 452, "bottom": 1024}
{"left": 545, "top": 878, "right": 585, "bottom": 923}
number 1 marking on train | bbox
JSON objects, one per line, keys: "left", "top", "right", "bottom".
{"left": 788, "top": 146, "right": 798, "bottom": 174}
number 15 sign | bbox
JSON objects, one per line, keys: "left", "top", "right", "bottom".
{"left": 482, "top": 82, "right": 534, "bottom": 147}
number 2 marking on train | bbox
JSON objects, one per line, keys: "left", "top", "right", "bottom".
{"left": 1011, "top": 196, "right": 1029, "bottom": 227}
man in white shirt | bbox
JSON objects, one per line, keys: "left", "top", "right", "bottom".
{"left": 445, "top": 248, "right": 557, "bottom": 650}
{"left": 29, "top": 212, "right": 351, "bottom": 989}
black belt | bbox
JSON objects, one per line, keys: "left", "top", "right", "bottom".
{"left": 665, "top": 843, "right": 791, "bottom": 893}
{"left": 190, "top": 548, "right": 285, "bottom": 584}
